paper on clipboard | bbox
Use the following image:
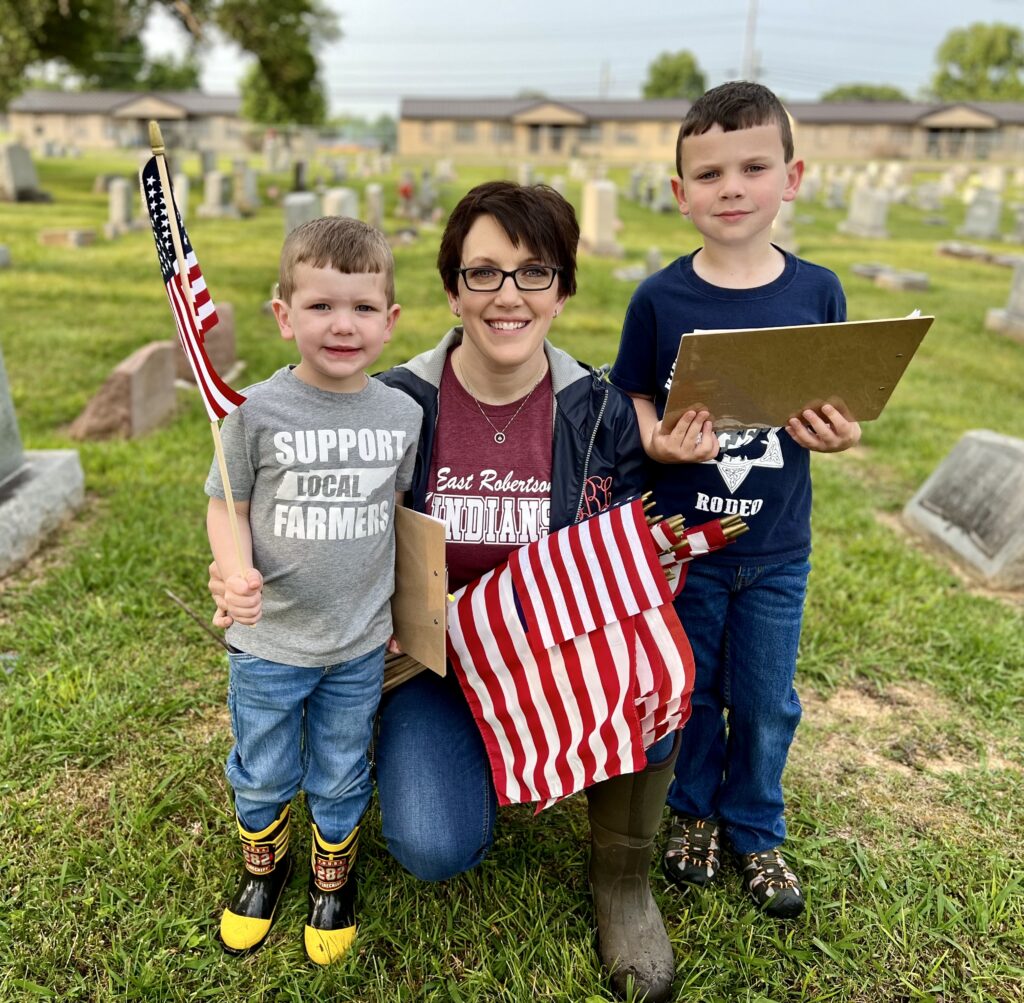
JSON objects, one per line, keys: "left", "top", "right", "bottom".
{"left": 385, "top": 505, "right": 447, "bottom": 692}
{"left": 662, "top": 313, "right": 934, "bottom": 432}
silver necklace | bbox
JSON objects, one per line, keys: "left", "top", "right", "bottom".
{"left": 457, "top": 356, "right": 546, "bottom": 445}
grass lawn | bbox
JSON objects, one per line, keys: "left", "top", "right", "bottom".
{"left": 0, "top": 152, "right": 1022, "bottom": 1002}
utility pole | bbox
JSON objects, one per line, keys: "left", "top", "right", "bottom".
{"left": 741, "top": 0, "right": 759, "bottom": 81}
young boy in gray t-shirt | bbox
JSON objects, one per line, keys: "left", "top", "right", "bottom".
{"left": 205, "top": 217, "right": 422, "bottom": 966}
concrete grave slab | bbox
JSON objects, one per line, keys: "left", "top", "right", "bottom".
{"left": 903, "top": 430, "right": 1024, "bottom": 589}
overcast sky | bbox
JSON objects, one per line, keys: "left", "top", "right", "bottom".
{"left": 144, "top": 0, "right": 1024, "bottom": 119}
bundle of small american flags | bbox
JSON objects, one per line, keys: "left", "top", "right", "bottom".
{"left": 447, "top": 498, "right": 744, "bottom": 810}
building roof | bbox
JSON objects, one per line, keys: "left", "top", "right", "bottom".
{"left": 401, "top": 96, "right": 1024, "bottom": 127}
{"left": 7, "top": 90, "right": 240, "bottom": 116}
{"left": 400, "top": 97, "right": 691, "bottom": 122}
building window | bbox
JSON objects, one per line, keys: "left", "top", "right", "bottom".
{"left": 579, "top": 122, "right": 602, "bottom": 143}
{"left": 492, "top": 122, "right": 513, "bottom": 143}
{"left": 456, "top": 122, "right": 477, "bottom": 143}
{"left": 615, "top": 125, "right": 638, "bottom": 145}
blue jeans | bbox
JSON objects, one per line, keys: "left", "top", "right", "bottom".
{"left": 374, "top": 668, "right": 678, "bottom": 881}
{"left": 226, "top": 644, "right": 385, "bottom": 842}
{"left": 666, "top": 558, "right": 809, "bottom": 855}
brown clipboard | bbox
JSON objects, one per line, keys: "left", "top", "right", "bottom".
{"left": 385, "top": 506, "right": 448, "bottom": 692}
{"left": 663, "top": 315, "right": 934, "bottom": 432}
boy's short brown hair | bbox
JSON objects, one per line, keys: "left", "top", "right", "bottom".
{"left": 279, "top": 216, "right": 395, "bottom": 305}
{"left": 437, "top": 181, "right": 579, "bottom": 298}
{"left": 676, "top": 81, "right": 794, "bottom": 176}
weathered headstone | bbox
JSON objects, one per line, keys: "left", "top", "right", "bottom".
{"left": 417, "top": 171, "right": 438, "bottom": 218}
{"left": 958, "top": 188, "right": 1002, "bottom": 240}
{"left": 364, "top": 183, "right": 383, "bottom": 231}
{"left": 293, "top": 161, "right": 308, "bottom": 193}
{"left": 0, "top": 143, "right": 48, "bottom": 202}
{"left": 172, "top": 172, "right": 190, "bottom": 221}
{"left": 0, "top": 343, "right": 84, "bottom": 577}
{"left": 771, "top": 200, "right": 798, "bottom": 253}
{"left": 824, "top": 179, "right": 846, "bottom": 210}
{"left": 199, "top": 148, "right": 217, "bottom": 175}
{"left": 651, "top": 175, "right": 675, "bottom": 214}
{"left": 912, "top": 183, "right": 943, "bottom": 213}
{"left": 104, "top": 177, "right": 134, "bottom": 239}
{"left": 38, "top": 229, "right": 96, "bottom": 248}
{"left": 283, "top": 192, "right": 321, "bottom": 235}
{"left": 875, "top": 269, "right": 929, "bottom": 291}
{"left": 984, "top": 260, "right": 1024, "bottom": 341}
{"left": 903, "top": 430, "right": 1024, "bottom": 589}
{"left": 197, "top": 171, "right": 236, "bottom": 219}
{"left": 323, "top": 187, "right": 360, "bottom": 220}
{"left": 233, "top": 162, "right": 259, "bottom": 215}
{"left": 645, "top": 247, "right": 663, "bottom": 277}
{"left": 517, "top": 163, "right": 534, "bottom": 187}
{"left": 0, "top": 246, "right": 10, "bottom": 269}
{"left": 579, "top": 180, "right": 623, "bottom": 257}
{"left": 838, "top": 187, "right": 889, "bottom": 238}
{"left": 1004, "top": 203, "right": 1024, "bottom": 245}
{"left": 69, "top": 341, "right": 177, "bottom": 440}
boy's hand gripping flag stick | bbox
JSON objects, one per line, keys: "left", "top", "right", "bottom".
{"left": 142, "top": 120, "right": 248, "bottom": 574}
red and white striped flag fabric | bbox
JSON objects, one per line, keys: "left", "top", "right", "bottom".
{"left": 447, "top": 498, "right": 705, "bottom": 810}
{"left": 140, "top": 156, "right": 245, "bottom": 421}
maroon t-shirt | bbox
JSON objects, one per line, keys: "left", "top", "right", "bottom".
{"left": 427, "top": 352, "right": 553, "bottom": 592}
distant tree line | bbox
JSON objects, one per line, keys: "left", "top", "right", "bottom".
{"left": 644, "top": 22, "right": 1024, "bottom": 104}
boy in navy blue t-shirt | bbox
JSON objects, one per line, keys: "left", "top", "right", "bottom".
{"left": 611, "top": 81, "right": 861, "bottom": 918}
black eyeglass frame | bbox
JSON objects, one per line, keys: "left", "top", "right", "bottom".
{"left": 457, "top": 265, "right": 562, "bottom": 292}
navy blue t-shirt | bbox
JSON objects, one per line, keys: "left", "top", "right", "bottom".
{"left": 611, "top": 249, "right": 846, "bottom": 565}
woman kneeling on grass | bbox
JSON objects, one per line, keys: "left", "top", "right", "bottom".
{"left": 212, "top": 181, "right": 679, "bottom": 1002}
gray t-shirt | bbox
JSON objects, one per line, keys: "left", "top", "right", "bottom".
{"left": 205, "top": 366, "right": 422, "bottom": 667}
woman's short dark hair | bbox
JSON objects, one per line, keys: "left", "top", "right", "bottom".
{"left": 437, "top": 181, "right": 579, "bottom": 298}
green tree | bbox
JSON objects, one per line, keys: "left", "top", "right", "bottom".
{"left": 820, "top": 83, "right": 909, "bottom": 102}
{"left": 642, "top": 50, "right": 706, "bottom": 100}
{"left": 932, "top": 21, "right": 1024, "bottom": 100}
{"left": 0, "top": 0, "right": 338, "bottom": 123}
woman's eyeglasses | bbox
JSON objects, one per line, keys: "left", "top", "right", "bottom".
{"left": 458, "top": 265, "right": 561, "bottom": 292}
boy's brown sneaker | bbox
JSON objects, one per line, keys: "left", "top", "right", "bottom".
{"left": 661, "top": 814, "right": 721, "bottom": 890}
{"left": 737, "top": 847, "right": 805, "bottom": 918}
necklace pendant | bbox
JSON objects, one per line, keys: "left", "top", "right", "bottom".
{"left": 493, "top": 431, "right": 506, "bottom": 444}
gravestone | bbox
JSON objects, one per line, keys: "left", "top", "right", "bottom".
{"left": 824, "top": 179, "right": 846, "bottom": 210}
{"left": 69, "top": 341, "right": 177, "bottom": 440}
{"left": 645, "top": 247, "right": 663, "bottom": 276}
{"left": 798, "top": 175, "right": 820, "bottom": 202}
{"left": 0, "top": 143, "right": 48, "bottom": 201}
{"left": 417, "top": 171, "right": 438, "bottom": 219}
{"left": 912, "top": 183, "right": 943, "bottom": 213}
{"left": 651, "top": 175, "right": 675, "bottom": 214}
{"left": 233, "top": 163, "right": 259, "bottom": 215}
{"left": 517, "top": 163, "right": 534, "bottom": 187}
{"left": 397, "top": 171, "right": 416, "bottom": 219}
{"left": 838, "top": 187, "right": 889, "bottom": 238}
{"left": 1004, "top": 203, "right": 1024, "bottom": 245}
{"left": 958, "top": 189, "right": 1002, "bottom": 240}
{"left": 0, "top": 343, "right": 84, "bottom": 577}
{"left": 283, "top": 192, "right": 321, "bottom": 235}
{"left": 323, "top": 187, "right": 359, "bottom": 219}
{"left": 293, "top": 161, "right": 308, "bottom": 193}
{"left": 984, "top": 261, "right": 1024, "bottom": 341}
{"left": 903, "top": 430, "right": 1024, "bottom": 589}
{"left": 104, "top": 177, "right": 135, "bottom": 238}
{"left": 579, "top": 180, "right": 623, "bottom": 257}
{"left": 172, "top": 172, "right": 190, "bottom": 221}
{"left": 197, "top": 171, "right": 237, "bottom": 219}
{"left": 364, "top": 183, "right": 383, "bottom": 231}
{"left": 38, "top": 229, "right": 95, "bottom": 248}
{"left": 0, "top": 246, "right": 10, "bottom": 269}
{"left": 199, "top": 149, "right": 217, "bottom": 174}
{"left": 875, "top": 269, "right": 929, "bottom": 291}
{"left": 771, "top": 200, "right": 798, "bottom": 253}
{"left": 174, "top": 303, "right": 236, "bottom": 384}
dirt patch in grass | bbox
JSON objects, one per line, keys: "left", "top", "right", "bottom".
{"left": 791, "top": 680, "right": 1020, "bottom": 845}
{"left": 182, "top": 704, "right": 231, "bottom": 747}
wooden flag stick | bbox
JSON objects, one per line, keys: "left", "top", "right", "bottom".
{"left": 148, "top": 119, "right": 247, "bottom": 577}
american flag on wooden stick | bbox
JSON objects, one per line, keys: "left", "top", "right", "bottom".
{"left": 447, "top": 499, "right": 742, "bottom": 810}
{"left": 140, "top": 156, "right": 245, "bottom": 421}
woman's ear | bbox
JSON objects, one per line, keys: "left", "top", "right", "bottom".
{"left": 446, "top": 289, "right": 461, "bottom": 317}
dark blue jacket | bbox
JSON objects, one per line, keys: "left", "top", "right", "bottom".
{"left": 377, "top": 329, "right": 645, "bottom": 531}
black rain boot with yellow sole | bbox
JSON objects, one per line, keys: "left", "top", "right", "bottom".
{"left": 219, "top": 805, "right": 293, "bottom": 955}
{"left": 304, "top": 823, "right": 359, "bottom": 966}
